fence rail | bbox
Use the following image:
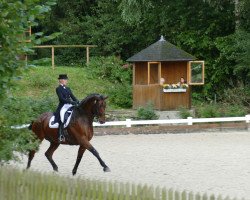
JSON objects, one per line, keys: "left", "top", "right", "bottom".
{"left": 94, "top": 115, "right": 250, "bottom": 127}
{"left": 12, "top": 115, "right": 250, "bottom": 129}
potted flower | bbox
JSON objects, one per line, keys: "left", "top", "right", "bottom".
{"left": 163, "top": 84, "right": 170, "bottom": 89}
{"left": 171, "top": 84, "right": 178, "bottom": 89}
{"left": 181, "top": 84, "right": 189, "bottom": 89}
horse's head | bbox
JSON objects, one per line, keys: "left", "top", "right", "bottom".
{"left": 78, "top": 94, "right": 108, "bottom": 124}
{"left": 92, "top": 95, "right": 108, "bottom": 124}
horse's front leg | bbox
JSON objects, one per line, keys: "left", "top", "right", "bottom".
{"left": 89, "top": 146, "right": 111, "bottom": 172}
{"left": 72, "top": 146, "right": 86, "bottom": 175}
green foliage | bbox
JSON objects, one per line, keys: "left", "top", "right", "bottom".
{"left": 87, "top": 56, "right": 132, "bottom": 84}
{"left": 0, "top": 96, "right": 56, "bottom": 162}
{"left": 196, "top": 104, "right": 221, "bottom": 118}
{"left": 0, "top": 128, "right": 39, "bottom": 162}
{"left": 0, "top": 0, "right": 57, "bottom": 99}
{"left": 39, "top": 0, "right": 250, "bottom": 101}
{"left": 87, "top": 56, "right": 132, "bottom": 108}
{"left": 107, "top": 84, "right": 132, "bottom": 108}
{"left": 178, "top": 107, "right": 193, "bottom": 119}
{"left": 195, "top": 103, "right": 247, "bottom": 118}
{"left": 0, "top": 0, "right": 57, "bottom": 162}
{"left": 219, "top": 86, "right": 250, "bottom": 109}
{"left": 137, "top": 103, "right": 159, "bottom": 120}
{"left": 224, "top": 105, "right": 247, "bottom": 117}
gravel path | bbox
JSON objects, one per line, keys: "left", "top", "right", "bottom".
{"left": 11, "top": 131, "right": 250, "bottom": 199}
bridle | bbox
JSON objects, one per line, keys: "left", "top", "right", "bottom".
{"left": 93, "top": 99, "right": 106, "bottom": 119}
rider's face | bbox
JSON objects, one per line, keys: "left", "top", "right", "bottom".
{"left": 59, "top": 79, "right": 68, "bottom": 86}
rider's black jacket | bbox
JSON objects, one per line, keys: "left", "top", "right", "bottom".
{"left": 54, "top": 84, "right": 78, "bottom": 123}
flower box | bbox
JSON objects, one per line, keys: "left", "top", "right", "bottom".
{"left": 163, "top": 88, "right": 187, "bottom": 93}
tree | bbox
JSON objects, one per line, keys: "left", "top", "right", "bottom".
{"left": 0, "top": 0, "right": 56, "bottom": 162}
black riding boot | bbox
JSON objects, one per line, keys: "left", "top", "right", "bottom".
{"left": 58, "top": 121, "right": 65, "bottom": 142}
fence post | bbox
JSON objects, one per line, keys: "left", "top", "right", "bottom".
{"left": 126, "top": 119, "right": 131, "bottom": 128}
{"left": 187, "top": 117, "right": 193, "bottom": 125}
{"left": 51, "top": 46, "right": 55, "bottom": 69}
{"left": 246, "top": 115, "right": 250, "bottom": 131}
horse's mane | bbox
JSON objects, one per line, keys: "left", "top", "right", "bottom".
{"left": 79, "top": 93, "right": 104, "bottom": 106}
{"left": 70, "top": 93, "right": 106, "bottom": 124}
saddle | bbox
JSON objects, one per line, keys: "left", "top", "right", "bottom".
{"left": 49, "top": 104, "right": 74, "bottom": 128}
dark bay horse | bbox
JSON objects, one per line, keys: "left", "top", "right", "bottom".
{"left": 27, "top": 94, "right": 110, "bottom": 175}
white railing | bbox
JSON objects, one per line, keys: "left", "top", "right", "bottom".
{"left": 12, "top": 115, "right": 250, "bottom": 129}
{"left": 93, "top": 115, "right": 250, "bottom": 128}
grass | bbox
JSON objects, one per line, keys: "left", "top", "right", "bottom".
{"left": 12, "top": 66, "right": 112, "bottom": 99}
{"left": 10, "top": 65, "right": 115, "bottom": 108}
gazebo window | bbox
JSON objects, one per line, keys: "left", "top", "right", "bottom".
{"left": 188, "top": 61, "right": 205, "bottom": 85}
{"left": 134, "top": 63, "right": 148, "bottom": 85}
{"left": 148, "top": 62, "right": 160, "bottom": 84}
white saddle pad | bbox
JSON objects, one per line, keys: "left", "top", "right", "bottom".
{"left": 49, "top": 104, "right": 73, "bottom": 128}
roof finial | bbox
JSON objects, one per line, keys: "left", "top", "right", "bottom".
{"left": 159, "top": 35, "right": 165, "bottom": 41}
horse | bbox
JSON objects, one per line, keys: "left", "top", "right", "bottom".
{"left": 27, "top": 93, "right": 110, "bottom": 175}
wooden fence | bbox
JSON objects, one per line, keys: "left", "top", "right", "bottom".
{"left": 33, "top": 45, "right": 97, "bottom": 68}
{"left": 0, "top": 166, "right": 245, "bottom": 200}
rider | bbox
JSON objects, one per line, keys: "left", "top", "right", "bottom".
{"left": 54, "top": 74, "right": 79, "bottom": 142}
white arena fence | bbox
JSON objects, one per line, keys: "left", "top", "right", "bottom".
{"left": 11, "top": 115, "right": 250, "bottom": 129}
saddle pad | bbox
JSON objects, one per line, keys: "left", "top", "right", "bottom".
{"left": 49, "top": 112, "right": 73, "bottom": 129}
{"left": 60, "top": 104, "right": 73, "bottom": 122}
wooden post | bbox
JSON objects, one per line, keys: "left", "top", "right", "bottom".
{"left": 147, "top": 62, "right": 150, "bottom": 85}
{"left": 51, "top": 46, "right": 55, "bottom": 69}
{"left": 86, "top": 46, "right": 89, "bottom": 64}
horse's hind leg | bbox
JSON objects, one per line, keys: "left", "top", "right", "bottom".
{"left": 45, "top": 142, "right": 60, "bottom": 172}
{"left": 72, "top": 146, "right": 86, "bottom": 175}
{"left": 27, "top": 150, "right": 36, "bottom": 169}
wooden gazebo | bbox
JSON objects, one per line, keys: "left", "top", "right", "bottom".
{"left": 127, "top": 36, "right": 204, "bottom": 110}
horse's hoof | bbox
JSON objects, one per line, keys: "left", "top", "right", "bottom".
{"left": 72, "top": 170, "right": 77, "bottom": 176}
{"left": 103, "top": 166, "right": 111, "bottom": 172}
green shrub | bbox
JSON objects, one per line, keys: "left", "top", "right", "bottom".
{"left": 2, "top": 97, "right": 57, "bottom": 125}
{"left": 107, "top": 83, "right": 132, "bottom": 108}
{"left": 223, "top": 104, "right": 247, "bottom": 117}
{"left": 0, "top": 97, "right": 47, "bottom": 162}
{"left": 219, "top": 86, "right": 250, "bottom": 112}
{"left": 194, "top": 103, "right": 247, "bottom": 118}
{"left": 87, "top": 56, "right": 132, "bottom": 108}
{"left": 87, "top": 56, "right": 132, "bottom": 84}
{"left": 195, "top": 104, "right": 220, "bottom": 118}
{"left": 178, "top": 107, "right": 193, "bottom": 118}
{"left": 137, "top": 103, "right": 159, "bottom": 120}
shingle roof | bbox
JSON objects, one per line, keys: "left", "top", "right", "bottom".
{"left": 127, "top": 36, "right": 196, "bottom": 62}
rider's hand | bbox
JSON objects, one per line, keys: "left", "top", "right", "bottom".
{"left": 71, "top": 101, "right": 78, "bottom": 106}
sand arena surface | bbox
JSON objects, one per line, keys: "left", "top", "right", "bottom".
{"left": 12, "top": 131, "right": 250, "bottom": 199}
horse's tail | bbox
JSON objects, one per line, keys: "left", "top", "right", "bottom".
{"left": 28, "top": 121, "right": 34, "bottom": 130}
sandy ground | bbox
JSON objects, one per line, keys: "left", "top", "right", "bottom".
{"left": 10, "top": 131, "right": 250, "bottom": 199}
